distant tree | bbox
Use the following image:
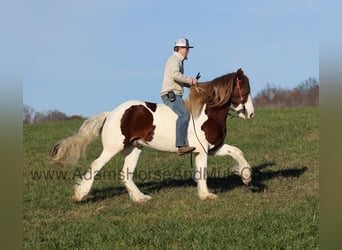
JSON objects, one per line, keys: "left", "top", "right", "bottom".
{"left": 258, "top": 83, "right": 278, "bottom": 100}
{"left": 295, "top": 77, "right": 318, "bottom": 93}
{"left": 294, "top": 78, "right": 319, "bottom": 106}
{"left": 24, "top": 105, "right": 85, "bottom": 123}
{"left": 45, "top": 110, "right": 69, "bottom": 122}
{"left": 32, "top": 111, "right": 45, "bottom": 123}
{"left": 23, "top": 104, "right": 35, "bottom": 124}
{"left": 69, "top": 115, "right": 83, "bottom": 120}
{"left": 33, "top": 110, "right": 69, "bottom": 123}
{"left": 253, "top": 78, "right": 319, "bottom": 108}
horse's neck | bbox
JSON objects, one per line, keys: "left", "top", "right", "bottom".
{"left": 186, "top": 83, "right": 231, "bottom": 125}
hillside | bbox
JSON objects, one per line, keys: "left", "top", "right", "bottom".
{"left": 23, "top": 107, "right": 319, "bottom": 249}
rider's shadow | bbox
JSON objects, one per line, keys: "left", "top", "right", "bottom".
{"left": 87, "top": 162, "right": 308, "bottom": 202}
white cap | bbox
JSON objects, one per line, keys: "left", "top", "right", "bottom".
{"left": 174, "top": 38, "right": 194, "bottom": 48}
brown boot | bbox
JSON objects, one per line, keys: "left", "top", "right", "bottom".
{"left": 178, "top": 146, "right": 196, "bottom": 155}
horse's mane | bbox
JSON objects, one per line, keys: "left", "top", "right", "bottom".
{"left": 203, "top": 73, "right": 236, "bottom": 108}
{"left": 185, "top": 72, "right": 236, "bottom": 117}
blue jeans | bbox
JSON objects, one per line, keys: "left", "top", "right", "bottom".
{"left": 161, "top": 94, "right": 190, "bottom": 147}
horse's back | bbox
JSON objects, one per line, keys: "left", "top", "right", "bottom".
{"left": 106, "top": 100, "right": 175, "bottom": 120}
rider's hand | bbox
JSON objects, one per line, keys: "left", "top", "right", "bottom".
{"left": 191, "top": 78, "right": 198, "bottom": 87}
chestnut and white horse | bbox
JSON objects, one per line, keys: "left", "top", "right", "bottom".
{"left": 50, "top": 68, "right": 254, "bottom": 202}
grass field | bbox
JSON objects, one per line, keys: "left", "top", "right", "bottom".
{"left": 23, "top": 107, "right": 319, "bottom": 249}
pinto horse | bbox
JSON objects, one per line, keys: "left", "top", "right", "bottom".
{"left": 50, "top": 68, "right": 254, "bottom": 202}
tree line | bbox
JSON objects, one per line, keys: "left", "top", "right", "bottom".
{"left": 253, "top": 77, "right": 318, "bottom": 108}
{"left": 23, "top": 106, "right": 83, "bottom": 124}
{"left": 23, "top": 77, "right": 318, "bottom": 123}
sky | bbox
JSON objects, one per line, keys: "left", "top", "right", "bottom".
{"left": 13, "top": 0, "right": 319, "bottom": 117}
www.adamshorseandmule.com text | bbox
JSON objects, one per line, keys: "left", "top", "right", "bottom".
{"left": 29, "top": 167, "right": 232, "bottom": 182}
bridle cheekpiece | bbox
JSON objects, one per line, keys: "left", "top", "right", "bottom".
{"left": 235, "top": 77, "right": 247, "bottom": 116}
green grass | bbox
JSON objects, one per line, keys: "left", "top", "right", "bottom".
{"left": 23, "top": 107, "right": 319, "bottom": 249}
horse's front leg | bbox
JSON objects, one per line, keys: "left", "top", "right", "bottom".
{"left": 214, "top": 144, "right": 252, "bottom": 185}
{"left": 194, "top": 152, "right": 218, "bottom": 200}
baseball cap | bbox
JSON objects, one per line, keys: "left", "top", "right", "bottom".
{"left": 174, "top": 38, "right": 194, "bottom": 48}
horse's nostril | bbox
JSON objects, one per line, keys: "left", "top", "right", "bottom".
{"left": 249, "top": 113, "right": 254, "bottom": 119}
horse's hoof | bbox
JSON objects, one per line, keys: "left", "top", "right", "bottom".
{"left": 200, "top": 193, "right": 218, "bottom": 200}
{"left": 240, "top": 167, "right": 252, "bottom": 185}
{"left": 72, "top": 192, "right": 83, "bottom": 202}
{"left": 133, "top": 195, "right": 152, "bottom": 203}
{"left": 242, "top": 178, "right": 252, "bottom": 186}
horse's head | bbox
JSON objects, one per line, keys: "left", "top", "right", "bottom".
{"left": 229, "top": 68, "right": 254, "bottom": 119}
{"left": 187, "top": 68, "right": 255, "bottom": 119}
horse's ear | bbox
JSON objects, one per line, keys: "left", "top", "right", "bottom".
{"left": 236, "top": 68, "right": 244, "bottom": 78}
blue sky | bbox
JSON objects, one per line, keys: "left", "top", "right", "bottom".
{"left": 17, "top": 0, "right": 318, "bottom": 117}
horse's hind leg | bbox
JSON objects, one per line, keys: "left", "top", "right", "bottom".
{"left": 73, "top": 149, "right": 117, "bottom": 202}
{"left": 121, "top": 147, "right": 151, "bottom": 202}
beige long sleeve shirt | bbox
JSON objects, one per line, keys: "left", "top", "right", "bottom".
{"left": 160, "top": 52, "right": 193, "bottom": 96}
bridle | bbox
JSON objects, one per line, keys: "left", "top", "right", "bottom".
{"left": 228, "top": 76, "right": 247, "bottom": 117}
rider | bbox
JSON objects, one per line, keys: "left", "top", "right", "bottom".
{"left": 160, "top": 38, "right": 198, "bottom": 155}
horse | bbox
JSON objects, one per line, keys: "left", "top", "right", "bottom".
{"left": 50, "top": 68, "right": 255, "bottom": 202}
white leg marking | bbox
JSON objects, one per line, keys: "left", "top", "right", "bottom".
{"left": 121, "top": 147, "right": 152, "bottom": 202}
{"left": 195, "top": 153, "right": 218, "bottom": 200}
{"left": 214, "top": 144, "right": 252, "bottom": 185}
{"left": 73, "top": 149, "right": 115, "bottom": 202}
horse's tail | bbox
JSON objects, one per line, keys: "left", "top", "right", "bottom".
{"left": 50, "top": 111, "right": 110, "bottom": 165}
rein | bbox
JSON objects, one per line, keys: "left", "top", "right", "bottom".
{"left": 189, "top": 94, "right": 209, "bottom": 155}
{"left": 189, "top": 74, "right": 209, "bottom": 155}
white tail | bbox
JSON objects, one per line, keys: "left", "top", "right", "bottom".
{"left": 50, "top": 112, "right": 110, "bottom": 165}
